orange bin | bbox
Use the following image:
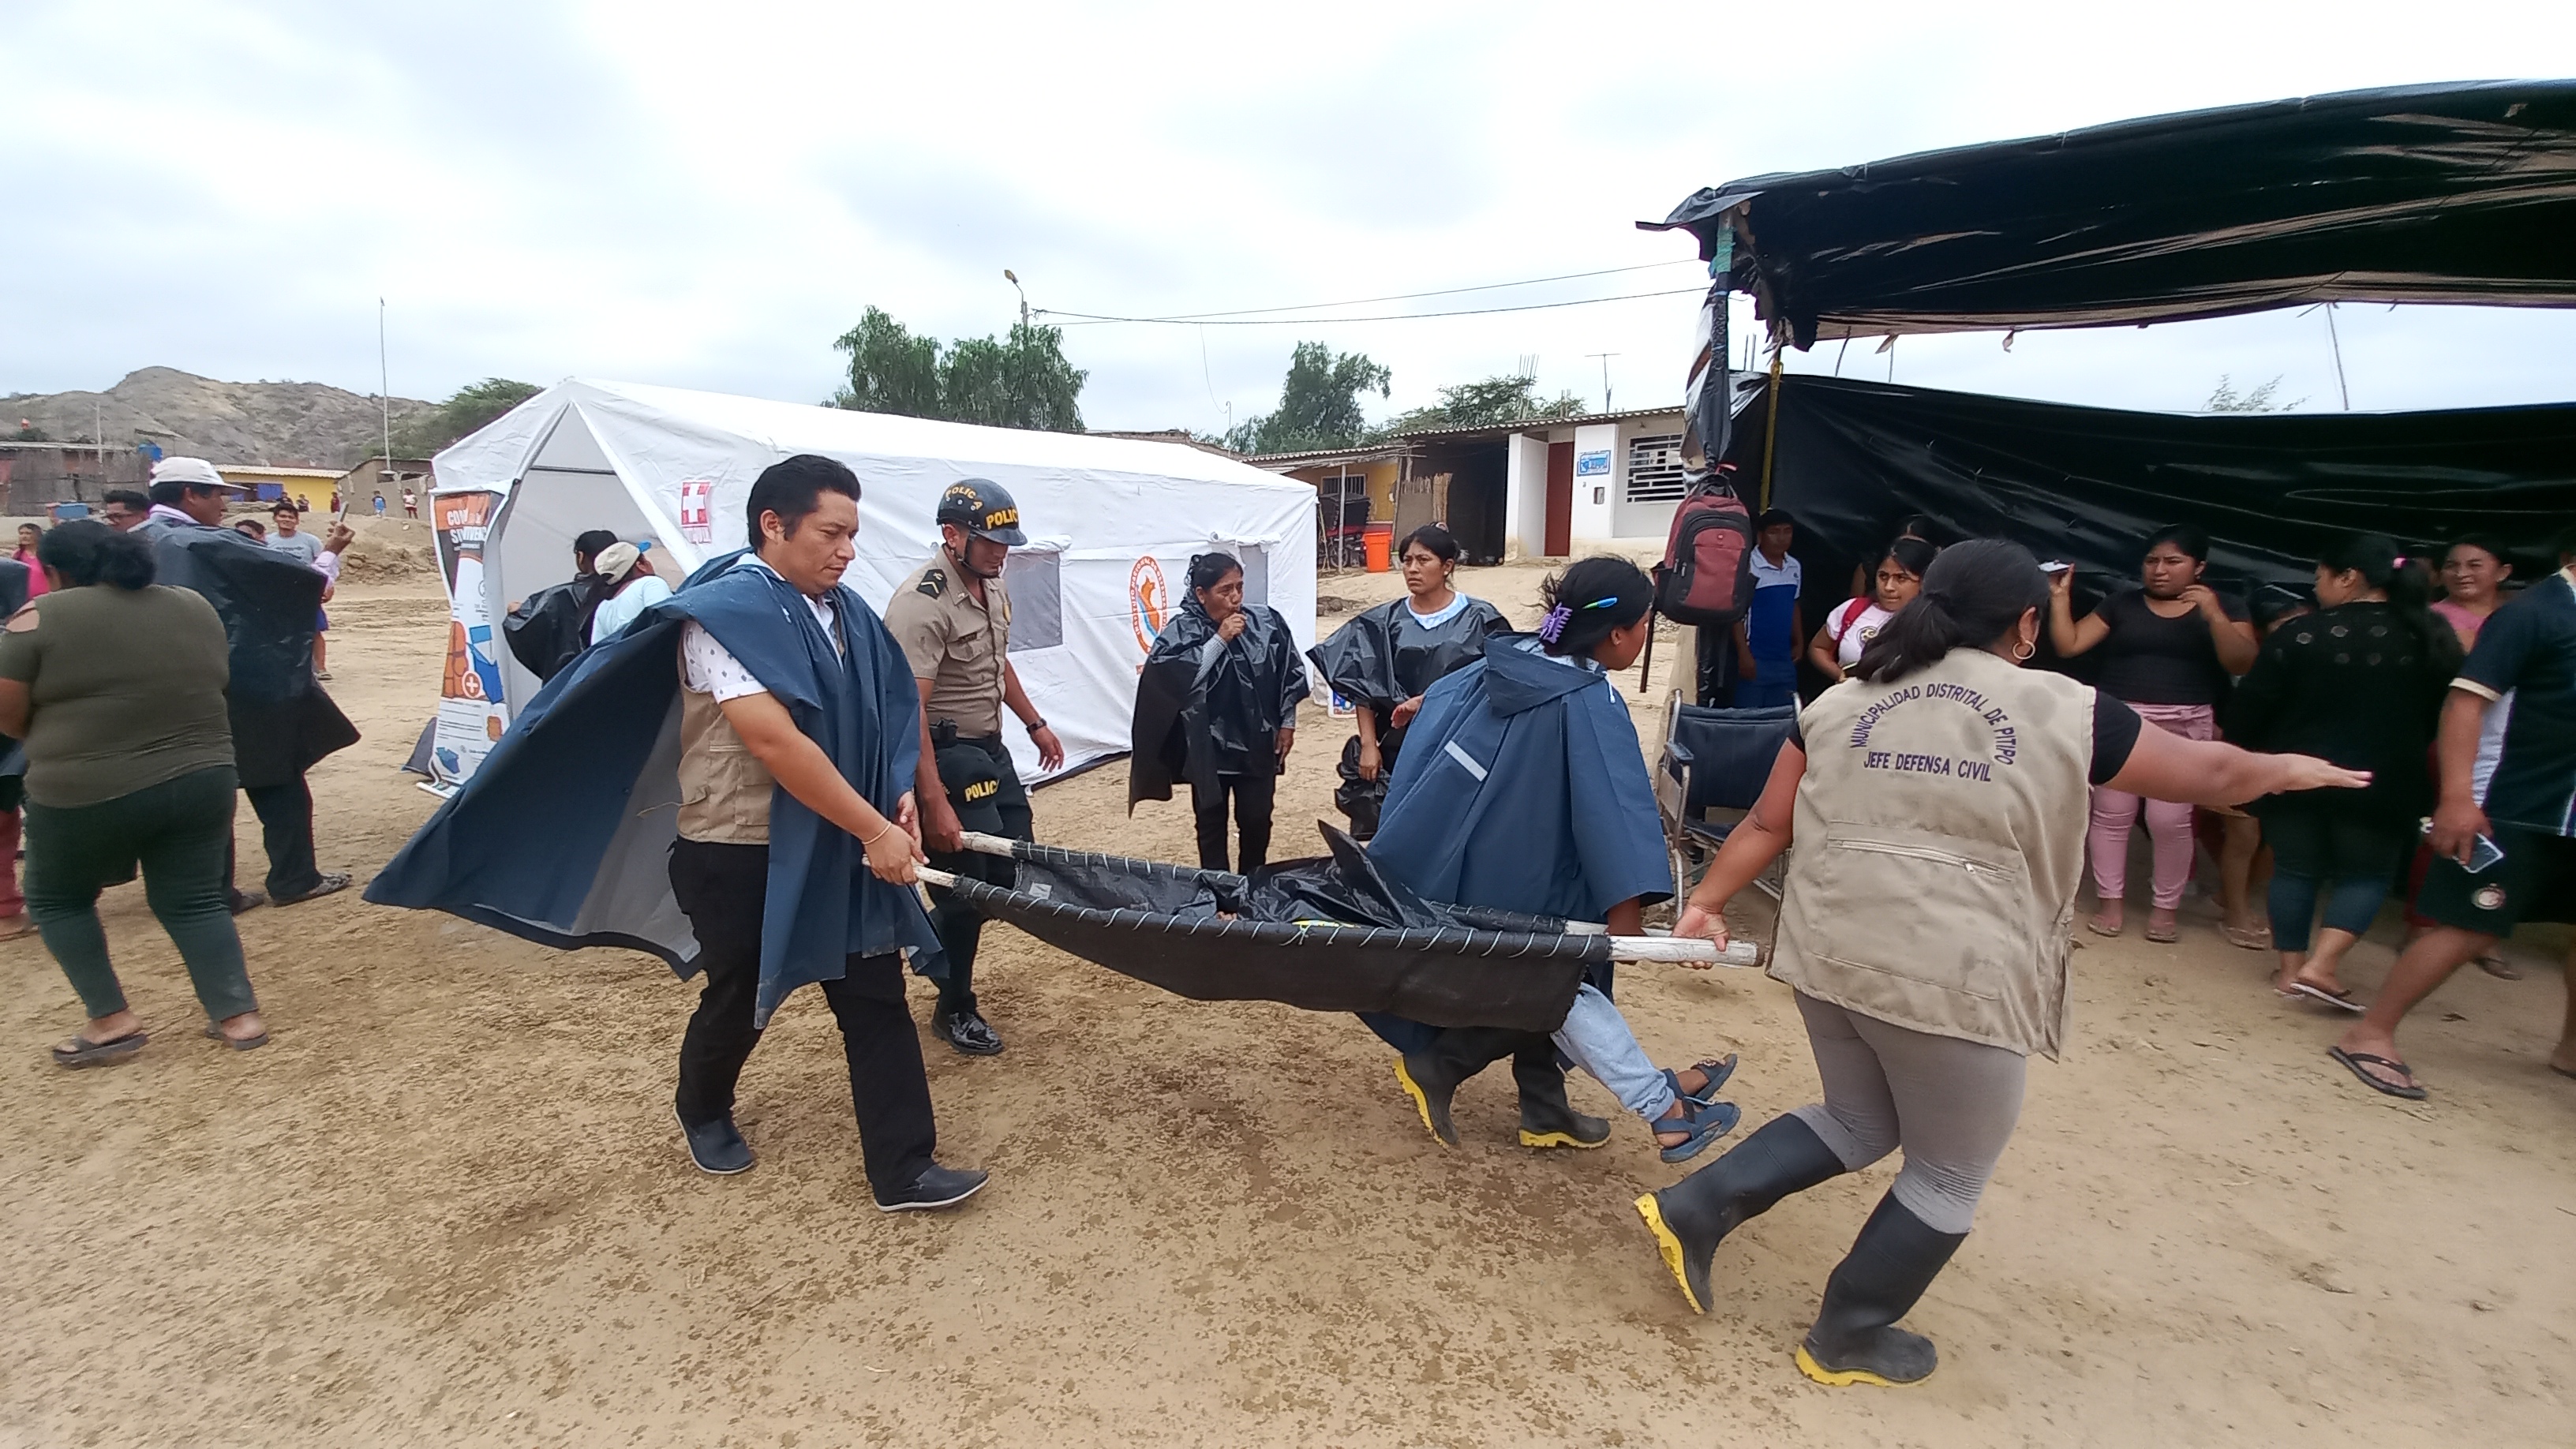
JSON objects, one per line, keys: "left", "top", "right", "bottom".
{"left": 1362, "top": 522, "right": 1395, "bottom": 572}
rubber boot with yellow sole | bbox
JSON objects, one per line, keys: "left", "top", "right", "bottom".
{"left": 1513, "top": 1037, "right": 1609, "bottom": 1149}
{"left": 1795, "top": 1191, "right": 1964, "bottom": 1387}
{"left": 1634, "top": 1113, "right": 1846, "bottom": 1314}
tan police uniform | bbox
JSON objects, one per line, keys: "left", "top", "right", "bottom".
{"left": 879, "top": 549, "right": 1032, "bottom": 1025}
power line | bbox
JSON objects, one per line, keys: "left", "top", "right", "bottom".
{"left": 1035, "top": 260, "right": 1698, "bottom": 325}
{"left": 1044, "top": 286, "right": 1703, "bottom": 327}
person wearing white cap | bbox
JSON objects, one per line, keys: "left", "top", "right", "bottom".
{"left": 135, "top": 458, "right": 360, "bottom": 912}
{"left": 585, "top": 541, "right": 673, "bottom": 646}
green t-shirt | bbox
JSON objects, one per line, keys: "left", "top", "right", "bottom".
{"left": 0, "top": 584, "right": 235, "bottom": 808}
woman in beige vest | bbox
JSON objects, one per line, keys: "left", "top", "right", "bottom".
{"left": 1635, "top": 540, "right": 2364, "bottom": 1388}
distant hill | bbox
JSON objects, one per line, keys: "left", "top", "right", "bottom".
{"left": 2, "top": 367, "right": 436, "bottom": 469}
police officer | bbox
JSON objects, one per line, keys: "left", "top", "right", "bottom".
{"left": 884, "top": 479, "right": 1064, "bottom": 1055}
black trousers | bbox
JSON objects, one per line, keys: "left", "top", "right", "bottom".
{"left": 225, "top": 777, "right": 322, "bottom": 902}
{"left": 1191, "top": 765, "right": 1278, "bottom": 875}
{"left": 923, "top": 732, "right": 1034, "bottom": 1018}
{"left": 669, "top": 838, "right": 937, "bottom": 1198}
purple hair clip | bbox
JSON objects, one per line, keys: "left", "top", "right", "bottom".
{"left": 1537, "top": 604, "right": 1574, "bottom": 643}
{"left": 2392, "top": 556, "right": 2409, "bottom": 568}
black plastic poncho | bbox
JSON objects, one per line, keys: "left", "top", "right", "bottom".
{"left": 503, "top": 575, "right": 608, "bottom": 683}
{"left": 137, "top": 518, "right": 358, "bottom": 788}
{"left": 1129, "top": 597, "right": 1309, "bottom": 808}
{"left": 1306, "top": 595, "right": 1509, "bottom": 834}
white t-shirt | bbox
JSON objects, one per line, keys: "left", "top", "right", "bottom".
{"left": 589, "top": 573, "right": 674, "bottom": 645}
{"left": 1825, "top": 597, "right": 1893, "bottom": 667}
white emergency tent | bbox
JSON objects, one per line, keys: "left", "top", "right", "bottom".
{"left": 429, "top": 378, "right": 1319, "bottom": 786}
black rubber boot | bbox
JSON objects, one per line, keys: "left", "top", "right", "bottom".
{"left": 1394, "top": 1027, "right": 1519, "bottom": 1147}
{"left": 1635, "top": 1113, "right": 1848, "bottom": 1315}
{"left": 1796, "top": 1191, "right": 1966, "bottom": 1387}
{"left": 1512, "top": 1037, "right": 1610, "bottom": 1149}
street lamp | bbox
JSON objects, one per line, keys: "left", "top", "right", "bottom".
{"left": 1003, "top": 269, "right": 1028, "bottom": 329}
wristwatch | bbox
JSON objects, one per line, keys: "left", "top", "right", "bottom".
{"left": 1022, "top": 716, "right": 1048, "bottom": 735}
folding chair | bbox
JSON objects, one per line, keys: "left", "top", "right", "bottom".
{"left": 1654, "top": 692, "right": 1799, "bottom": 903}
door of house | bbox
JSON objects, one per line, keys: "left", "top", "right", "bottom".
{"left": 1544, "top": 441, "right": 1573, "bottom": 556}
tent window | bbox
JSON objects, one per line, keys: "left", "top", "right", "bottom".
{"left": 1625, "top": 433, "right": 1688, "bottom": 502}
{"left": 1005, "top": 549, "right": 1062, "bottom": 652}
{"left": 1235, "top": 544, "right": 1269, "bottom": 607}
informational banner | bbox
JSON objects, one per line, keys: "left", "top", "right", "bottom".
{"left": 429, "top": 491, "right": 508, "bottom": 790}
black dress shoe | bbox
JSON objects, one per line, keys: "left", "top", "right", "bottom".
{"left": 931, "top": 1008, "right": 1004, "bottom": 1056}
{"left": 874, "top": 1163, "right": 990, "bottom": 1212}
{"left": 674, "top": 1106, "right": 754, "bottom": 1175}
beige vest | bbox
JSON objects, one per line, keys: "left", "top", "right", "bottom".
{"left": 676, "top": 676, "right": 775, "bottom": 844}
{"left": 1769, "top": 647, "right": 2095, "bottom": 1058}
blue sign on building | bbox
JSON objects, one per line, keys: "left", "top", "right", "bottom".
{"left": 1574, "top": 449, "right": 1612, "bottom": 477}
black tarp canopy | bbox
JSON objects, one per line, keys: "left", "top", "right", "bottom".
{"left": 1739, "top": 374, "right": 2576, "bottom": 621}
{"left": 1644, "top": 80, "right": 2576, "bottom": 348}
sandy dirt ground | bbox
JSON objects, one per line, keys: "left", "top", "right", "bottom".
{"left": 5, "top": 556, "right": 2573, "bottom": 1448}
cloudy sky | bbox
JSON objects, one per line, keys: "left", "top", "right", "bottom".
{"left": 6, "top": 0, "right": 2573, "bottom": 431}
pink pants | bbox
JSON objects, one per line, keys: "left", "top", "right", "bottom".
{"left": 2087, "top": 702, "right": 2215, "bottom": 912}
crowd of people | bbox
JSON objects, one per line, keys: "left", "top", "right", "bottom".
{"left": 7, "top": 461, "right": 363, "bottom": 1064}
{"left": 1760, "top": 515, "right": 2576, "bottom": 1103}
{"left": 17, "top": 451, "right": 2570, "bottom": 1387}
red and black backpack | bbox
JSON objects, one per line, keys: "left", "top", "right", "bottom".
{"left": 1651, "top": 467, "right": 1757, "bottom": 627}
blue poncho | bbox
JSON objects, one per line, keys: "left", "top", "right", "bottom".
{"left": 365, "top": 551, "right": 939, "bottom": 1026}
{"left": 1360, "top": 636, "right": 1673, "bottom": 1051}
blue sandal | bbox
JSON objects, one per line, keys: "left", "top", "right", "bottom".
{"left": 1655, "top": 1095, "right": 1742, "bottom": 1163}
{"left": 1667, "top": 1054, "right": 1739, "bottom": 1108}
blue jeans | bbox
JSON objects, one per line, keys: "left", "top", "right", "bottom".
{"left": 1550, "top": 985, "right": 1676, "bottom": 1123}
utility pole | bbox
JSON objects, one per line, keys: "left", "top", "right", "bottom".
{"left": 1004, "top": 269, "right": 1029, "bottom": 329}
{"left": 379, "top": 298, "right": 394, "bottom": 469}
{"left": 2324, "top": 302, "right": 2351, "bottom": 410}
{"left": 1586, "top": 353, "right": 1619, "bottom": 412}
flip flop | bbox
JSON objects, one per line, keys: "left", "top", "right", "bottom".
{"left": 52, "top": 1029, "right": 148, "bottom": 1069}
{"left": 2145, "top": 923, "right": 2180, "bottom": 944}
{"left": 2477, "top": 956, "right": 2523, "bottom": 980}
{"left": 2087, "top": 915, "right": 2124, "bottom": 938}
{"left": 0, "top": 915, "right": 38, "bottom": 942}
{"left": 2328, "top": 1046, "right": 2427, "bottom": 1100}
{"left": 202, "top": 1024, "right": 270, "bottom": 1051}
{"left": 271, "top": 873, "right": 351, "bottom": 907}
{"left": 2550, "top": 1062, "right": 2576, "bottom": 1083}
{"left": 2222, "top": 924, "right": 2272, "bottom": 951}
{"left": 2292, "top": 982, "right": 2366, "bottom": 1013}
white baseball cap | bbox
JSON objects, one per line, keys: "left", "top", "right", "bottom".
{"left": 593, "top": 541, "right": 642, "bottom": 584}
{"left": 150, "top": 456, "right": 248, "bottom": 491}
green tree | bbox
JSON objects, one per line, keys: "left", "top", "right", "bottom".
{"left": 830, "top": 307, "right": 942, "bottom": 417}
{"left": 830, "top": 308, "right": 1087, "bottom": 432}
{"left": 1379, "top": 373, "right": 1584, "bottom": 436}
{"left": 1226, "top": 342, "right": 1391, "bottom": 455}
{"left": 2206, "top": 373, "right": 2302, "bottom": 414}
{"left": 391, "top": 377, "right": 543, "bottom": 455}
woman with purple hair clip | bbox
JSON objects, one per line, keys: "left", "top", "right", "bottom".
{"left": 1364, "top": 556, "right": 1742, "bottom": 1161}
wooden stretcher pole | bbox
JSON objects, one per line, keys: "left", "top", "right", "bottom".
{"left": 955, "top": 830, "right": 1021, "bottom": 856}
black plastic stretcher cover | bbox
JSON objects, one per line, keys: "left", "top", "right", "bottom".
{"left": 1643, "top": 80, "right": 2576, "bottom": 347}
{"left": 1749, "top": 374, "right": 2576, "bottom": 628}
{"left": 940, "top": 826, "right": 1604, "bottom": 1032}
